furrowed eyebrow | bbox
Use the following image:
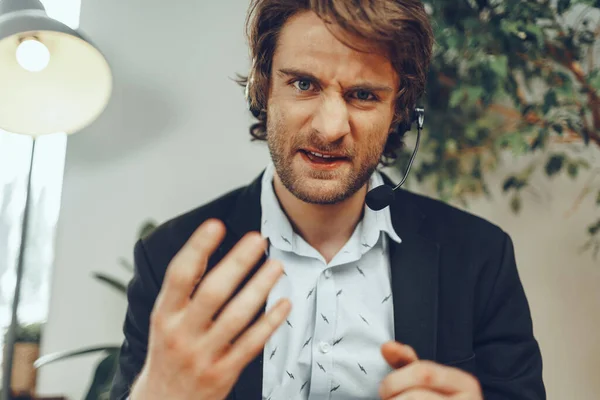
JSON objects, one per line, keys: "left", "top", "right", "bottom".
{"left": 277, "top": 68, "right": 394, "bottom": 93}
{"left": 277, "top": 68, "right": 322, "bottom": 84}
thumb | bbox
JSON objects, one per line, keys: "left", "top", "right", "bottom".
{"left": 381, "top": 341, "right": 419, "bottom": 369}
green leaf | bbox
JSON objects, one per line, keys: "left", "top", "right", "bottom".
{"left": 502, "top": 175, "right": 527, "bottom": 192}
{"left": 445, "top": 138, "right": 458, "bottom": 154}
{"left": 500, "top": 20, "right": 521, "bottom": 36}
{"left": 596, "top": 190, "right": 600, "bottom": 205}
{"left": 588, "top": 219, "right": 600, "bottom": 235}
{"left": 545, "top": 154, "right": 565, "bottom": 177}
{"left": 446, "top": 34, "right": 459, "bottom": 49}
{"left": 576, "top": 159, "right": 591, "bottom": 169}
{"left": 582, "top": 129, "right": 591, "bottom": 145}
{"left": 503, "top": 132, "right": 530, "bottom": 155}
{"left": 521, "top": 104, "right": 535, "bottom": 117}
{"left": 543, "top": 90, "right": 558, "bottom": 114}
{"left": 466, "top": 87, "right": 485, "bottom": 106}
{"left": 503, "top": 176, "right": 517, "bottom": 192}
{"left": 557, "top": 0, "right": 572, "bottom": 14}
{"left": 510, "top": 195, "right": 522, "bottom": 213}
{"left": 34, "top": 346, "right": 121, "bottom": 368}
{"left": 12, "top": 323, "right": 43, "bottom": 343}
{"left": 138, "top": 220, "right": 158, "bottom": 239}
{"left": 589, "top": 70, "right": 600, "bottom": 93}
{"left": 449, "top": 87, "right": 466, "bottom": 108}
{"left": 465, "top": 125, "right": 478, "bottom": 140}
{"left": 530, "top": 133, "right": 545, "bottom": 150}
{"left": 489, "top": 55, "right": 509, "bottom": 79}
{"left": 567, "top": 162, "right": 579, "bottom": 179}
{"left": 525, "top": 24, "right": 545, "bottom": 47}
{"left": 93, "top": 273, "right": 128, "bottom": 295}
{"left": 566, "top": 118, "right": 580, "bottom": 133}
{"left": 551, "top": 124, "right": 563, "bottom": 135}
{"left": 84, "top": 350, "right": 120, "bottom": 400}
{"left": 554, "top": 73, "right": 574, "bottom": 97}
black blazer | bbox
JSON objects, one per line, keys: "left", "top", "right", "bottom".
{"left": 110, "top": 172, "right": 545, "bottom": 400}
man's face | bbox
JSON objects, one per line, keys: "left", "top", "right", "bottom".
{"left": 266, "top": 11, "right": 398, "bottom": 205}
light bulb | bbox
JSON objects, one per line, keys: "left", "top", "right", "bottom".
{"left": 16, "top": 38, "right": 51, "bottom": 72}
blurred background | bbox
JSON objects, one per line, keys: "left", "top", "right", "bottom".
{"left": 0, "top": 0, "right": 598, "bottom": 399}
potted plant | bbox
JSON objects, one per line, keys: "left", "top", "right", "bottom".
{"left": 3, "top": 322, "right": 44, "bottom": 396}
{"left": 34, "top": 220, "right": 157, "bottom": 400}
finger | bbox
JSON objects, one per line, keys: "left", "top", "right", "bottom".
{"left": 186, "top": 231, "right": 268, "bottom": 328}
{"left": 204, "top": 258, "right": 285, "bottom": 350}
{"left": 379, "top": 360, "right": 481, "bottom": 399}
{"left": 389, "top": 388, "right": 445, "bottom": 400}
{"left": 218, "top": 298, "right": 291, "bottom": 373}
{"left": 381, "top": 341, "right": 419, "bottom": 368}
{"left": 155, "top": 219, "right": 226, "bottom": 314}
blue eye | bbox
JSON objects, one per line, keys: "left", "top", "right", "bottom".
{"left": 355, "top": 90, "right": 374, "bottom": 101}
{"left": 294, "top": 79, "right": 312, "bottom": 91}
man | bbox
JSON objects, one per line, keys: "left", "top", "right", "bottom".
{"left": 110, "top": 0, "right": 546, "bottom": 399}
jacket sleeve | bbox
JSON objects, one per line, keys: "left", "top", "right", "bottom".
{"left": 110, "top": 239, "right": 161, "bottom": 400}
{"left": 474, "top": 232, "right": 546, "bottom": 399}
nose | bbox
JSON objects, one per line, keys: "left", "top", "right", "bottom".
{"left": 310, "top": 93, "right": 351, "bottom": 143}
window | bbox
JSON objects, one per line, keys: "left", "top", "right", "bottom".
{"left": 0, "top": 0, "right": 81, "bottom": 385}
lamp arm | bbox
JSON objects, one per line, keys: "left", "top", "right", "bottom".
{"left": 1, "top": 138, "right": 36, "bottom": 400}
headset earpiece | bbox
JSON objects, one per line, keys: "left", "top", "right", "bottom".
{"left": 245, "top": 65, "right": 262, "bottom": 119}
{"left": 245, "top": 80, "right": 261, "bottom": 118}
{"left": 249, "top": 100, "right": 261, "bottom": 118}
{"left": 395, "top": 107, "right": 424, "bottom": 137}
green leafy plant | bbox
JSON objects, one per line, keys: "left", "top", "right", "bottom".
{"left": 402, "top": 0, "right": 600, "bottom": 256}
{"left": 34, "top": 220, "right": 157, "bottom": 400}
{"left": 11, "top": 323, "right": 43, "bottom": 344}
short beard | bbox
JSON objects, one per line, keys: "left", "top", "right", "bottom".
{"left": 267, "top": 116, "right": 382, "bottom": 205}
{"left": 285, "top": 164, "right": 377, "bottom": 205}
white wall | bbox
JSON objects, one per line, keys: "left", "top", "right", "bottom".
{"left": 36, "top": 0, "right": 600, "bottom": 399}
{"left": 450, "top": 152, "right": 600, "bottom": 400}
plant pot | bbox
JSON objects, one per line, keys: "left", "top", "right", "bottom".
{"left": 9, "top": 342, "right": 40, "bottom": 395}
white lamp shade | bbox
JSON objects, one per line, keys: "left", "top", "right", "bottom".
{"left": 0, "top": 8, "right": 112, "bottom": 136}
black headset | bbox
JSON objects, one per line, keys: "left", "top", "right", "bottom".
{"left": 246, "top": 81, "right": 424, "bottom": 210}
{"left": 364, "top": 107, "right": 424, "bottom": 210}
{"left": 246, "top": 78, "right": 262, "bottom": 118}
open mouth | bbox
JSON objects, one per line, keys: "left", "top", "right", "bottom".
{"left": 299, "top": 149, "right": 348, "bottom": 167}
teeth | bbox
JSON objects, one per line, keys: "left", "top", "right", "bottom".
{"left": 310, "top": 151, "right": 334, "bottom": 159}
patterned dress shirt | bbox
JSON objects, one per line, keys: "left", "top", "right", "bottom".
{"left": 260, "top": 162, "right": 403, "bottom": 400}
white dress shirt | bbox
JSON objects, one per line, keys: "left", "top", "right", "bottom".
{"left": 260, "top": 162, "right": 402, "bottom": 400}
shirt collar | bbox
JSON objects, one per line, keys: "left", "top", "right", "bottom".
{"left": 260, "top": 163, "right": 296, "bottom": 251}
{"left": 260, "top": 162, "right": 402, "bottom": 253}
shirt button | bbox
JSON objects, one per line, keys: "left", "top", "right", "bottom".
{"left": 319, "top": 341, "right": 331, "bottom": 354}
{"left": 324, "top": 269, "right": 332, "bottom": 279}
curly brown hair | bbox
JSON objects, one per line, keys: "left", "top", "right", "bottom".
{"left": 237, "top": 0, "right": 434, "bottom": 165}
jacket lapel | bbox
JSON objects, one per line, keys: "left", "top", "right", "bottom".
{"left": 222, "top": 173, "right": 266, "bottom": 400}
{"left": 387, "top": 187, "right": 440, "bottom": 362}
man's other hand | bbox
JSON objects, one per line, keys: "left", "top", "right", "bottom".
{"left": 379, "top": 341, "right": 483, "bottom": 400}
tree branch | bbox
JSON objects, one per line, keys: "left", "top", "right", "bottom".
{"left": 487, "top": 103, "right": 589, "bottom": 144}
{"left": 545, "top": 42, "right": 600, "bottom": 145}
{"left": 588, "top": 21, "right": 600, "bottom": 73}
{"left": 516, "top": 46, "right": 600, "bottom": 147}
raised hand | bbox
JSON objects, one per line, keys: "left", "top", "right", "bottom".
{"left": 130, "top": 219, "right": 290, "bottom": 400}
